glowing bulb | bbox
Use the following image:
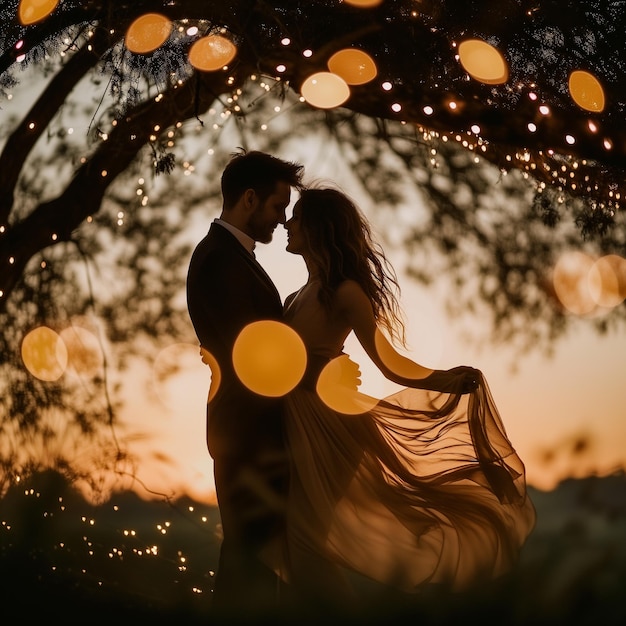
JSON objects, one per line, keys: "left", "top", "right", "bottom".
{"left": 327, "top": 48, "right": 377, "bottom": 85}
{"left": 18, "top": 0, "right": 60, "bottom": 25}
{"left": 568, "top": 70, "right": 605, "bottom": 112}
{"left": 301, "top": 72, "right": 350, "bottom": 109}
{"left": 188, "top": 35, "right": 237, "bottom": 71}
{"left": 458, "top": 39, "right": 508, "bottom": 85}
{"left": 125, "top": 14, "right": 173, "bottom": 54}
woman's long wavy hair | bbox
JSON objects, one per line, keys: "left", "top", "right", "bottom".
{"left": 298, "top": 186, "right": 406, "bottom": 346}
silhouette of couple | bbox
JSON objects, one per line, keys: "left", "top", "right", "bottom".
{"left": 186, "top": 150, "right": 535, "bottom": 618}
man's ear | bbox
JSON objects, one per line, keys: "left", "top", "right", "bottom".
{"left": 242, "top": 188, "right": 258, "bottom": 212}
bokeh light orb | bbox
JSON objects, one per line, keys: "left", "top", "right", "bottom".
{"left": 188, "top": 35, "right": 237, "bottom": 71}
{"left": 59, "top": 325, "right": 103, "bottom": 376}
{"left": 568, "top": 70, "right": 605, "bottom": 113}
{"left": 18, "top": 0, "right": 60, "bottom": 25}
{"left": 327, "top": 49, "right": 377, "bottom": 85}
{"left": 21, "top": 326, "right": 68, "bottom": 381}
{"left": 458, "top": 39, "right": 509, "bottom": 85}
{"left": 125, "top": 13, "right": 173, "bottom": 55}
{"left": 316, "top": 355, "right": 378, "bottom": 415}
{"left": 233, "top": 321, "right": 306, "bottom": 397}
{"left": 301, "top": 72, "right": 350, "bottom": 109}
{"left": 588, "top": 254, "right": 626, "bottom": 308}
{"left": 552, "top": 251, "right": 597, "bottom": 316}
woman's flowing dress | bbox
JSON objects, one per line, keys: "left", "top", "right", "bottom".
{"left": 266, "top": 282, "right": 535, "bottom": 602}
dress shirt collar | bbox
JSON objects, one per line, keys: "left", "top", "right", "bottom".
{"left": 214, "top": 218, "right": 255, "bottom": 255}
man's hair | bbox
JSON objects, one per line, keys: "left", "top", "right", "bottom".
{"left": 221, "top": 149, "right": 304, "bottom": 209}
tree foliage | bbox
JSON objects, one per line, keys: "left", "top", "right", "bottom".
{"left": 0, "top": 1, "right": 625, "bottom": 485}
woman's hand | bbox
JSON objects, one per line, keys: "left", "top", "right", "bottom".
{"left": 420, "top": 366, "right": 480, "bottom": 394}
{"left": 447, "top": 366, "right": 480, "bottom": 393}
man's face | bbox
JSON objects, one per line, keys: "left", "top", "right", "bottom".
{"left": 246, "top": 180, "right": 291, "bottom": 244}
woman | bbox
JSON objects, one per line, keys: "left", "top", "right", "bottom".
{"left": 266, "top": 186, "right": 535, "bottom": 610}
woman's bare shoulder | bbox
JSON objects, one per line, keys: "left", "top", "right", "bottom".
{"left": 335, "top": 280, "right": 370, "bottom": 309}
{"left": 336, "top": 279, "right": 365, "bottom": 296}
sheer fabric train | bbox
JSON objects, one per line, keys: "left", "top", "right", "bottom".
{"left": 262, "top": 285, "right": 536, "bottom": 599}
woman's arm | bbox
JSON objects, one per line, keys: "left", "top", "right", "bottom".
{"left": 335, "top": 280, "right": 478, "bottom": 393}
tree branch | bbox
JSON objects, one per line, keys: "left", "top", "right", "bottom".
{"left": 0, "top": 28, "right": 115, "bottom": 223}
{"left": 0, "top": 67, "right": 247, "bottom": 309}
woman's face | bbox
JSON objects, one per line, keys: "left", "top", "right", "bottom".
{"left": 285, "top": 200, "right": 307, "bottom": 255}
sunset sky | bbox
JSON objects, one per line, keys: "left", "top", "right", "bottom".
{"left": 116, "top": 146, "right": 626, "bottom": 502}
{"left": 6, "top": 74, "right": 624, "bottom": 502}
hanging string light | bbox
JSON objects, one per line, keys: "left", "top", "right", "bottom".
{"left": 5, "top": 3, "right": 625, "bottom": 223}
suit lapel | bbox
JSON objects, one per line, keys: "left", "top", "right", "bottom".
{"left": 213, "top": 224, "right": 282, "bottom": 307}
{"left": 242, "top": 249, "right": 282, "bottom": 305}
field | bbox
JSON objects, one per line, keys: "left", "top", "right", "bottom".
{"left": 1, "top": 470, "right": 625, "bottom": 624}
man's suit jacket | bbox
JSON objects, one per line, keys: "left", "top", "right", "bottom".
{"left": 186, "top": 222, "right": 285, "bottom": 462}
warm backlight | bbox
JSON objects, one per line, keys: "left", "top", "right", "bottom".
{"left": 458, "top": 39, "right": 509, "bottom": 85}
{"left": 21, "top": 326, "right": 68, "bottom": 381}
{"left": 18, "top": 0, "right": 60, "bottom": 25}
{"left": 233, "top": 321, "right": 306, "bottom": 396}
{"left": 569, "top": 70, "right": 605, "bottom": 112}
{"left": 125, "top": 13, "right": 173, "bottom": 54}
{"left": 188, "top": 35, "right": 237, "bottom": 71}
{"left": 301, "top": 72, "right": 350, "bottom": 109}
{"left": 327, "top": 49, "right": 377, "bottom": 85}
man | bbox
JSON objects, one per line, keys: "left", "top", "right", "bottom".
{"left": 186, "top": 150, "right": 304, "bottom": 616}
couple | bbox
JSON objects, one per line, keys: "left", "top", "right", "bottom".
{"left": 186, "top": 150, "right": 535, "bottom": 617}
